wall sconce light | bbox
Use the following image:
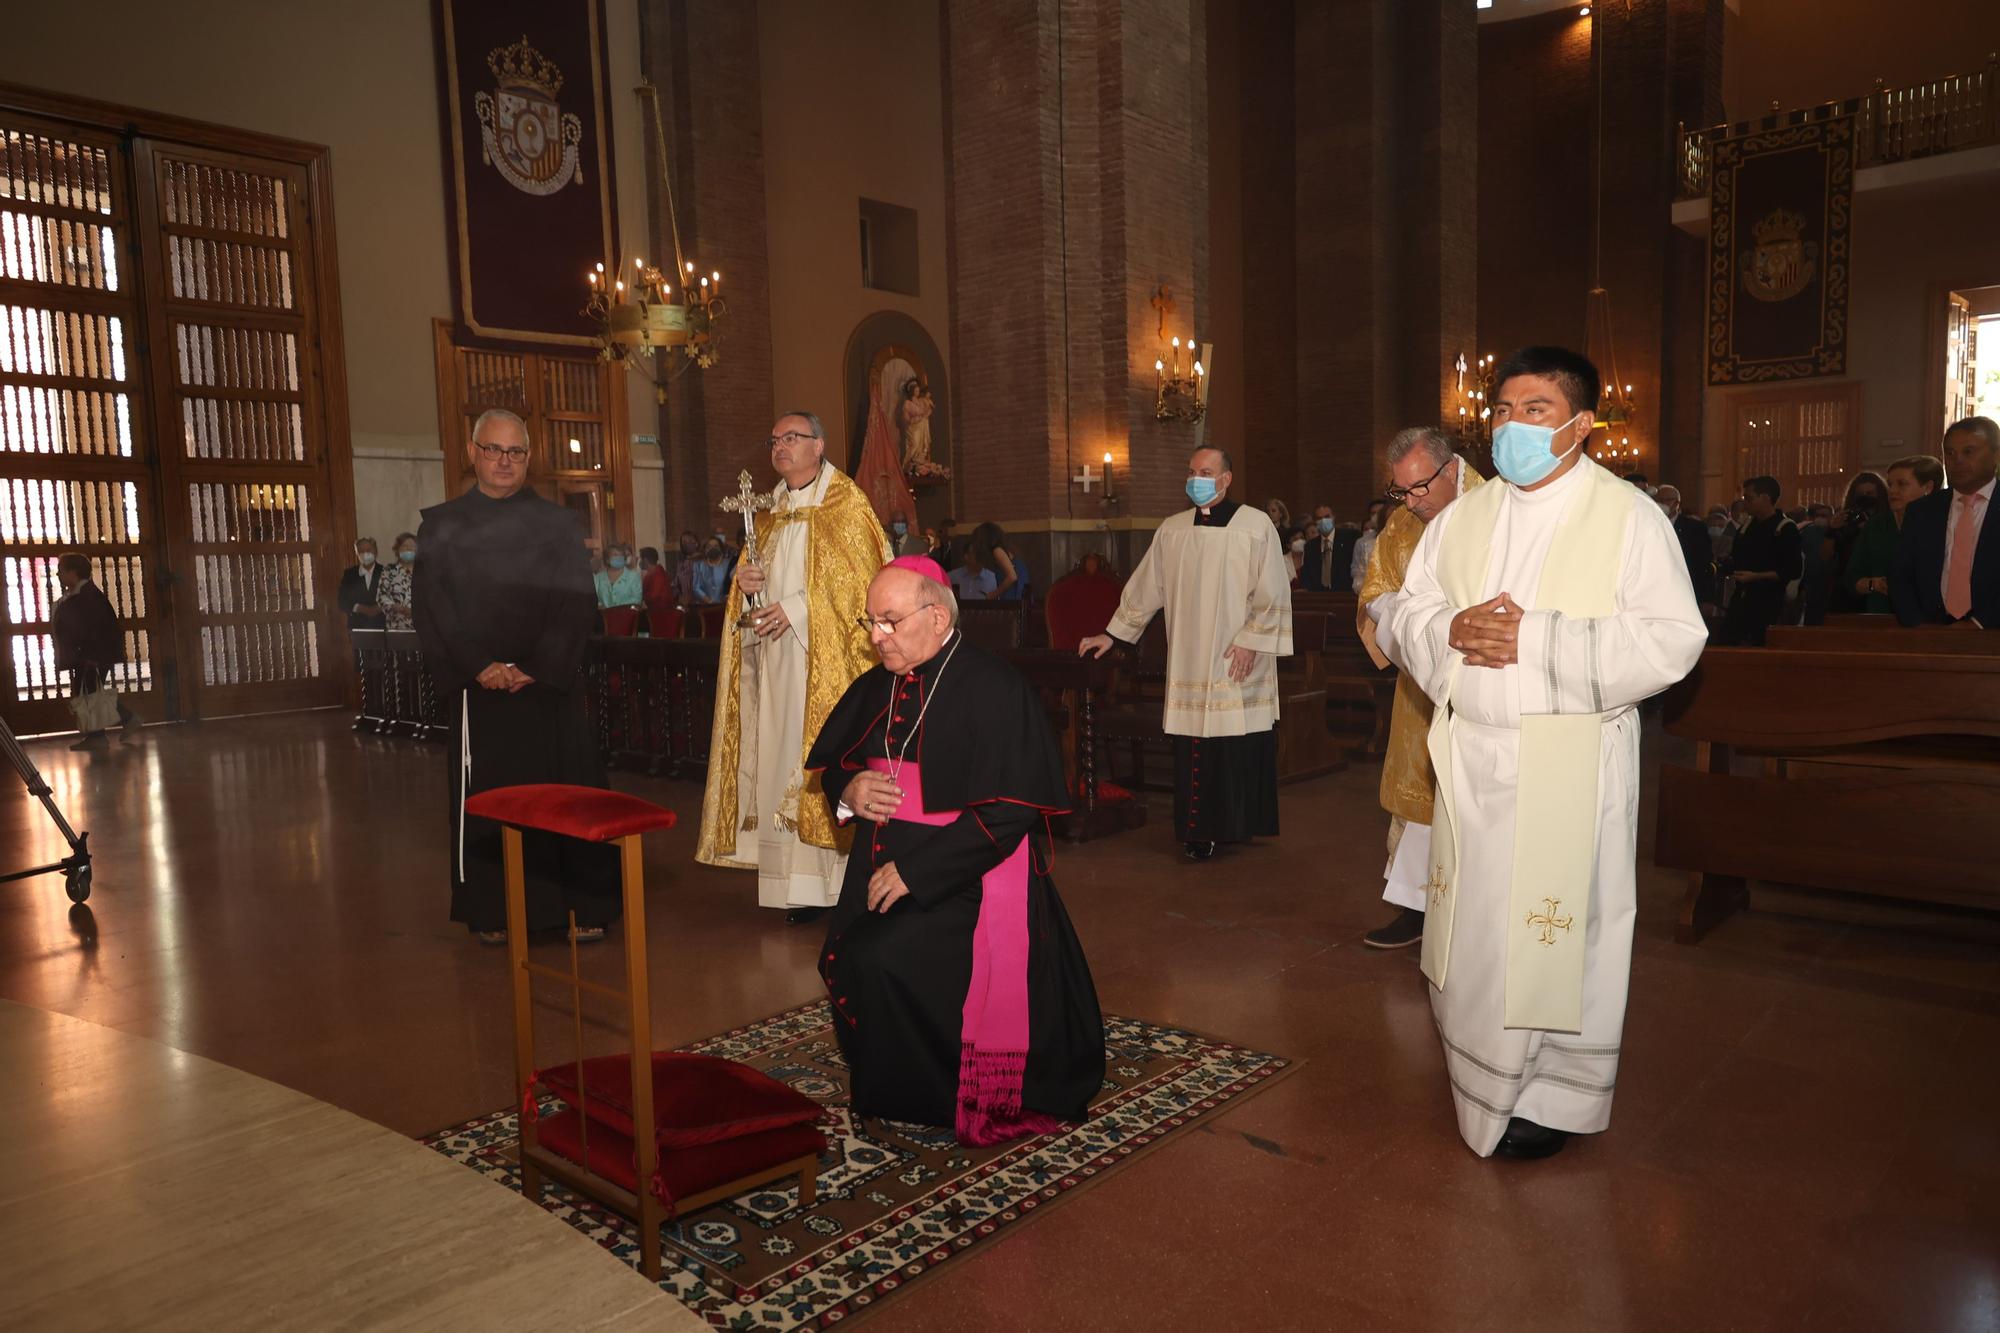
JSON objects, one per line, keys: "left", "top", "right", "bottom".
{"left": 1154, "top": 336, "right": 1210, "bottom": 423}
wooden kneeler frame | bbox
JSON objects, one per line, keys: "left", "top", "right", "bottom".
{"left": 496, "top": 821, "right": 817, "bottom": 1283}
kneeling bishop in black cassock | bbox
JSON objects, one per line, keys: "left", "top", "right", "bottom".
{"left": 806, "top": 558, "right": 1104, "bottom": 1145}
{"left": 414, "top": 410, "right": 619, "bottom": 942}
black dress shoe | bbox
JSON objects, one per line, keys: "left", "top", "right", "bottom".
{"left": 1363, "top": 907, "right": 1425, "bottom": 950}
{"left": 1495, "top": 1117, "right": 1569, "bottom": 1160}
{"left": 785, "top": 907, "right": 829, "bottom": 926}
{"left": 1182, "top": 840, "right": 1217, "bottom": 860}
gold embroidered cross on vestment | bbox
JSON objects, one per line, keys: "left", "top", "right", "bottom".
{"left": 1427, "top": 866, "right": 1450, "bottom": 910}
{"left": 1525, "top": 896, "right": 1574, "bottom": 946}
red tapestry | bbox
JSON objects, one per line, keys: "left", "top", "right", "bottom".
{"left": 436, "top": 0, "right": 619, "bottom": 348}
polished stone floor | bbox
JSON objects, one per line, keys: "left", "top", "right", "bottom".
{"left": 2, "top": 712, "right": 1995, "bottom": 1331}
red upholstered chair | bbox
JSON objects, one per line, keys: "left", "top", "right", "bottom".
{"left": 1044, "top": 571, "right": 1124, "bottom": 652}
{"left": 645, "top": 606, "right": 684, "bottom": 638}
{"left": 692, "top": 604, "right": 728, "bottom": 638}
{"left": 462, "top": 783, "right": 821, "bottom": 1282}
{"left": 601, "top": 607, "right": 642, "bottom": 637}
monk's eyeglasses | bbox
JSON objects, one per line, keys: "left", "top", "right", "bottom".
{"left": 473, "top": 441, "right": 529, "bottom": 462}
{"left": 1385, "top": 456, "right": 1450, "bottom": 503}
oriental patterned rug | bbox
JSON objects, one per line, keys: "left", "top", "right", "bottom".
{"left": 424, "top": 1001, "right": 1293, "bottom": 1329}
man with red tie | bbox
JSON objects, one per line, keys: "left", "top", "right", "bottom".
{"left": 1891, "top": 417, "right": 1999, "bottom": 629}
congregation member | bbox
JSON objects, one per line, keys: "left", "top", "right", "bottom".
{"left": 1299, "top": 504, "right": 1356, "bottom": 593}
{"left": 1825, "top": 473, "right": 1887, "bottom": 613}
{"left": 1796, "top": 503, "right": 1836, "bottom": 626}
{"left": 1356, "top": 427, "right": 1481, "bottom": 949}
{"left": 890, "top": 511, "right": 926, "bottom": 557}
{"left": 377, "top": 532, "right": 417, "bottom": 631}
{"left": 337, "top": 537, "right": 384, "bottom": 629}
{"left": 949, "top": 544, "right": 998, "bottom": 600}
{"left": 639, "top": 546, "right": 673, "bottom": 620}
{"left": 1846, "top": 455, "right": 1942, "bottom": 612}
{"left": 1080, "top": 446, "right": 1293, "bottom": 860}
{"left": 1719, "top": 475, "right": 1800, "bottom": 646}
{"left": 594, "top": 542, "right": 643, "bottom": 611}
{"left": 1654, "top": 486, "right": 1715, "bottom": 611}
{"left": 1892, "top": 416, "right": 2000, "bottom": 628}
{"left": 691, "top": 538, "right": 733, "bottom": 604}
{"left": 970, "top": 522, "right": 1025, "bottom": 601}
{"left": 414, "top": 408, "right": 617, "bottom": 945}
{"left": 1350, "top": 503, "right": 1387, "bottom": 594}
{"left": 51, "top": 552, "right": 138, "bottom": 747}
{"left": 807, "top": 557, "right": 1102, "bottom": 1143}
{"left": 697, "top": 412, "right": 890, "bottom": 923}
{"left": 1378, "top": 346, "right": 1706, "bottom": 1160}
{"left": 672, "top": 531, "right": 702, "bottom": 604}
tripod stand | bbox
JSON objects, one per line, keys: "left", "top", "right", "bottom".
{"left": 0, "top": 714, "right": 92, "bottom": 903}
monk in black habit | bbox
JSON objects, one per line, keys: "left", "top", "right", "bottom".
{"left": 414, "top": 408, "right": 618, "bottom": 943}
{"left": 807, "top": 557, "right": 1103, "bottom": 1145}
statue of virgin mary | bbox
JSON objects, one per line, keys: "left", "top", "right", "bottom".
{"left": 853, "top": 356, "right": 921, "bottom": 528}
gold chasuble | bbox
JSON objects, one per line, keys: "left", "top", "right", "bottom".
{"left": 1356, "top": 464, "right": 1485, "bottom": 824}
{"left": 696, "top": 466, "right": 889, "bottom": 865}
{"left": 1421, "top": 460, "right": 1630, "bottom": 1032}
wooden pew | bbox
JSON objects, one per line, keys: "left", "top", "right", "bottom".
{"left": 1766, "top": 625, "right": 2000, "bottom": 655}
{"left": 1656, "top": 647, "right": 2000, "bottom": 942}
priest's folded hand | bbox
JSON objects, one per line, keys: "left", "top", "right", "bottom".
{"left": 866, "top": 861, "right": 909, "bottom": 912}
{"left": 476, "top": 661, "right": 512, "bottom": 690}
{"left": 845, "top": 770, "right": 904, "bottom": 824}
{"left": 1449, "top": 593, "right": 1521, "bottom": 669}
{"left": 504, "top": 667, "right": 535, "bottom": 692}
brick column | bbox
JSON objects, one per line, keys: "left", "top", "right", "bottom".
{"left": 944, "top": 0, "right": 1208, "bottom": 574}
{"left": 642, "top": 0, "right": 776, "bottom": 537}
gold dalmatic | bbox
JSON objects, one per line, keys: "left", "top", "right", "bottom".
{"left": 1356, "top": 463, "right": 1485, "bottom": 824}
{"left": 695, "top": 467, "right": 890, "bottom": 865}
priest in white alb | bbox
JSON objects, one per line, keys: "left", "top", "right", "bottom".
{"left": 696, "top": 412, "right": 891, "bottom": 924}
{"left": 1080, "top": 446, "right": 1293, "bottom": 859}
{"left": 1378, "top": 347, "right": 1706, "bottom": 1160}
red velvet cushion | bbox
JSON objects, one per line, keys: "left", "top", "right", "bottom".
{"left": 602, "top": 607, "right": 642, "bottom": 636}
{"left": 535, "top": 1106, "right": 824, "bottom": 1210}
{"left": 463, "top": 784, "right": 676, "bottom": 842}
{"left": 535, "top": 1052, "right": 822, "bottom": 1148}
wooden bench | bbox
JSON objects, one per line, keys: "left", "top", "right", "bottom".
{"left": 1656, "top": 647, "right": 2000, "bottom": 942}
{"left": 1765, "top": 625, "right": 2000, "bottom": 655}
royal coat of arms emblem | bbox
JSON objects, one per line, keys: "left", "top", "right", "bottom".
{"left": 475, "top": 35, "right": 584, "bottom": 196}
{"left": 1740, "top": 208, "right": 1817, "bottom": 303}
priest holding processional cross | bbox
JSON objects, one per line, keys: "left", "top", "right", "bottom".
{"left": 697, "top": 413, "right": 892, "bottom": 923}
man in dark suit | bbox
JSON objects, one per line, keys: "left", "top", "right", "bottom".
{"left": 1655, "top": 484, "right": 1716, "bottom": 611}
{"left": 1720, "top": 475, "right": 1800, "bottom": 646}
{"left": 1299, "top": 505, "right": 1359, "bottom": 592}
{"left": 337, "top": 538, "right": 385, "bottom": 629}
{"left": 51, "top": 552, "right": 138, "bottom": 747}
{"left": 1891, "top": 417, "right": 2000, "bottom": 629}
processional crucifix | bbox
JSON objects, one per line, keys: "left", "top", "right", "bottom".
{"left": 719, "top": 469, "right": 776, "bottom": 631}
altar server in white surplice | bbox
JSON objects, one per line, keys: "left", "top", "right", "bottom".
{"left": 1377, "top": 346, "right": 1705, "bottom": 1161}
{"left": 1079, "top": 446, "right": 1293, "bottom": 861}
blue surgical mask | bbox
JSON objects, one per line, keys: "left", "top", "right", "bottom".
{"left": 1186, "top": 477, "right": 1219, "bottom": 507}
{"left": 1317, "top": 516, "right": 1334, "bottom": 534}
{"left": 892, "top": 521, "right": 907, "bottom": 536}
{"left": 1491, "top": 412, "right": 1586, "bottom": 487}
{"left": 1707, "top": 524, "right": 1725, "bottom": 539}
{"left": 399, "top": 549, "right": 416, "bottom": 563}
{"left": 608, "top": 555, "right": 627, "bottom": 570}
{"left": 358, "top": 552, "right": 375, "bottom": 567}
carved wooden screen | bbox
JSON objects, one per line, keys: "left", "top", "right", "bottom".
{"left": 134, "top": 143, "right": 341, "bottom": 718}
{"left": 432, "top": 318, "right": 631, "bottom": 562}
{"left": 0, "top": 88, "right": 351, "bottom": 735}
{"left": 1730, "top": 383, "right": 1864, "bottom": 510}
{"left": 0, "top": 112, "right": 162, "bottom": 734}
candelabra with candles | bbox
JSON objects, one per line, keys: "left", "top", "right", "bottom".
{"left": 1154, "top": 335, "right": 1209, "bottom": 423}
{"left": 586, "top": 256, "right": 725, "bottom": 401}
{"left": 584, "top": 82, "right": 726, "bottom": 401}
{"left": 1453, "top": 352, "right": 1496, "bottom": 445}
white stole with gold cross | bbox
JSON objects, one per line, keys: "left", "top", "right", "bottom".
{"left": 1418, "top": 460, "right": 1633, "bottom": 1032}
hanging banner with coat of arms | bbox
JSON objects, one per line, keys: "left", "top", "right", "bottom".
{"left": 436, "top": 0, "right": 617, "bottom": 347}
{"left": 1706, "top": 115, "right": 1852, "bottom": 384}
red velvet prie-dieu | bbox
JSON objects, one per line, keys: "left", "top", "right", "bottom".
{"left": 534, "top": 1052, "right": 823, "bottom": 1148}
{"left": 462, "top": 783, "right": 676, "bottom": 843}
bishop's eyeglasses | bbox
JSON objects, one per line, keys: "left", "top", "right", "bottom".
{"left": 1385, "top": 456, "right": 1451, "bottom": 503}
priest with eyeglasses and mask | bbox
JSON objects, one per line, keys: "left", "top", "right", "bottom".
{"left": 415, "top": 408, "right": 619, "bottom": 945}
{"left": 806, "top": 557, "right": 1103, "bottom": 1144}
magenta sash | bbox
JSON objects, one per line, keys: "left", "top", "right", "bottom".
{"left": 867, "top": 759, "right": 1065, "bottom": 1145}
